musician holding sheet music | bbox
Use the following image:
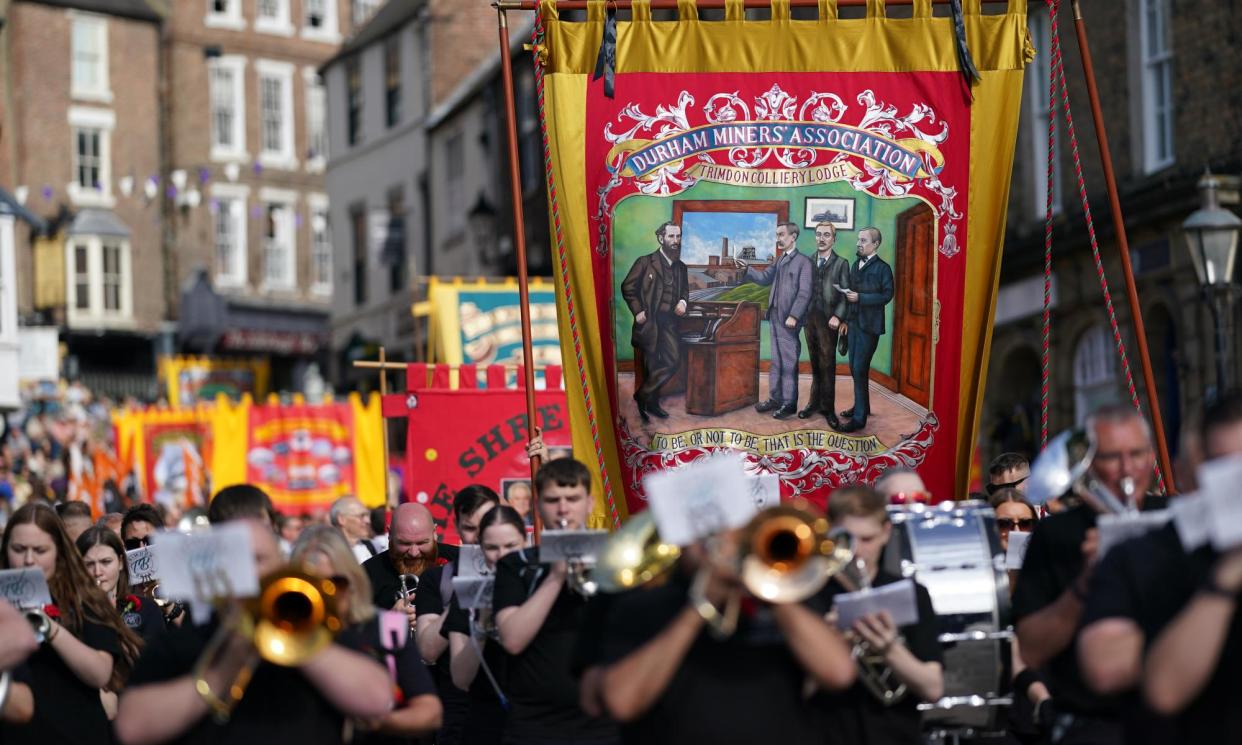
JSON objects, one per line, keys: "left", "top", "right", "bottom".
{"left": 814, "top": 485, "right": 943, "bottom": 745}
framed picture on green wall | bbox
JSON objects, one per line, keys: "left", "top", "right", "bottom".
{"left": 804, "top": 197, "right": 855, "bottom": 230}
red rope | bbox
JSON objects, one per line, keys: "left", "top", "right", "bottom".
{"left": 531, "top": 13, "right": 623, "bottom": 528}
{"left": 1045, "top": 0, "right": 1165, "bottom": 491}
{"left": 1040, "top": 1, "right": 1056, "bottom": 449}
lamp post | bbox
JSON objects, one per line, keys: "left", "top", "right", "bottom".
{"left": 468, "top": 192, "right": 498, "bottom": 270}
{"left": 1182, "top": 172, "right": 1242, "bottom": 396}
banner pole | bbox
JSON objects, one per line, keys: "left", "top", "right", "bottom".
{"left": 1069, "top": 0, "right": 1174, "bottom": 490}
{"left": 498, "top": 8, "right": 544, "bottom": 536}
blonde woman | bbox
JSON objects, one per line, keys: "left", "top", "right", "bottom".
{"left": 290, "top": 525, "right": 442, "bottom": 741}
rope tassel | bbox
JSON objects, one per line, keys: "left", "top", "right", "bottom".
{"left": 949, "top": 0, "right": 982, "bottom": 91}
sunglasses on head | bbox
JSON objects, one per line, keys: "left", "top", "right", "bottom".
{"left": 124, "top": 537, "right": 152, "bottom": 551}
{"left": 996, "top": 517, "right": 1036, "bottom": 531}
{"left": 986, "top": 476, "right": 1029, "bottom": 495}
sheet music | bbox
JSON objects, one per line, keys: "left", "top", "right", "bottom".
{"left": 1096, "top": 511, "right": 1170, "bottom": 558}
{"left": 833, "top": 579, "right": 919, "bottom": 629}
{"left": 1171, "top": 492, "right": 1211, "bottom": 551}
{"left": 1004, "top": 531, "right": 1031, "bottom": 570}
{"left": 0, "top": 567, "right": 52, "bottom": 609}
{"left": 452, "top": 576, "right": 495, "bottom": 610}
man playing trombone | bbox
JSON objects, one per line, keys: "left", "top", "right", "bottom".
{"left": 114, "top": 491, "right": 396, "bottom": 745}
{"left": 815, "top": 485, "right": 944, "bottom": 744}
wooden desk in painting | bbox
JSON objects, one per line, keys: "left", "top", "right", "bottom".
{"left": 634, "top": 300, "right": 761, "bottom": 417}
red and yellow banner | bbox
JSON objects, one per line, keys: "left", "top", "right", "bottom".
{"left": 536, "top": 0, "right": 1032, "bottom": 522}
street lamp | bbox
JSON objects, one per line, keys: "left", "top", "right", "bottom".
{"left": 1182, "top": 171, "right": 1242, "bottom": 395}
{"left": 468, "top": 192, "right": 498, "bottom": 268}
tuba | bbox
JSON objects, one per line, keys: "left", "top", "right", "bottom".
{"left": 594, "top": 511, "right": 681, "bottom": 593}
{"left": 193, "top": 570, "right": 343, "bottom": 722}
{"left": 691, "top": 501, "right": 853, "bottom": 638}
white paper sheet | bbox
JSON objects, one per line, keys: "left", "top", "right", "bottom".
{"left": 538, "top": 530, "right": 610, "bottom": 563}
{"left": 150, "top": 522, "right": 258, "bottom": 606}
{"left": 1096, "top": 511, "right": 1170, "bottom": 558}
{"left": 1199, "top": 456, "right": 1242, "bottom": 551}
{"left": 1171, "top": 492, "right": 1211, "bottom": 551}
{"left": 833, "top": 579, "right": 919, "bottom": 630}
{"left": 645, "top": 453, "right": 758, "bottom": 546}
{"left": 1004, "top": 531, "right": 1031, "bottom": 570}
{"left": 457, "top": 545, "right": 490, "bottom": 577}
{"left": 126, "top": 547, "right": 159, "bottom": 585}
{"left": 452, "top": 576, "right": 496, "bottom": 610}
{"left": 0, "top": 567, "right": 52, "bottom": 609}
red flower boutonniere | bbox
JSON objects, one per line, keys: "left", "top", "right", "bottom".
{"left": 435, "top": 557, "right": 450, "bottom": 567}
{"left": 43, "top": 604, "right": 61, "bottom": 619}
{"left": 122, "top": 595, "right": 142, "bottom": 613}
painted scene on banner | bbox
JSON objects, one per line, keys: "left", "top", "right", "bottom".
{"left": 588, "top": 72, "right": 971, "bottom": 506}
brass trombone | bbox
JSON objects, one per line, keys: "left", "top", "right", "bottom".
{"left": 594, "top": 511, "right": 681, "bottom": 593}
{"left": 690, "top": 501, "right": 854, "bottom": 638}
{"left": 193, "top": 570, "right": 343, "bottom": 721}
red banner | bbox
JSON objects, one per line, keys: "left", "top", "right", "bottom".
{"left": 245, "top": 401, "right": 361, "bottom": 512}
{"left": 393, "top": 364, "right": 571, "bottom": 542}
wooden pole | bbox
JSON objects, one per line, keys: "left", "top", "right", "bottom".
{"left": 353, "top": 356, "right": 412, "bottom": 507}
{"left": 497, "top": 8, "right": 544, "bottom": 536}
{"left": 1069, "top": 0, "right": 1174, "bottom": 490}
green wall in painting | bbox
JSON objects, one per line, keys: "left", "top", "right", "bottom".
{"left": 610, "top": 179, "right": 925, "bottom": 379}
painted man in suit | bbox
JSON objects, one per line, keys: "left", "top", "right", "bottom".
{"left": 621, "top": 221, "right": 689, "bottom": 422}
{"left": 802, "top": 221, "right": 852, "bottom": 428}
{"left": 736, "top": 222, "right": 813, "bottom": 420}
{"left": 837, "top": 227, "right": 894, "bottom": 432}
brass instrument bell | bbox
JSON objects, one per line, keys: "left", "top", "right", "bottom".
{"left": 594, "top": 511, "right": 680, "bottom": 593}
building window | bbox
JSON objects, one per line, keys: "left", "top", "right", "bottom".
{"left": 65, "top": 237, "right": 131, "bottom": 322}
{"left": 302, "top": 0, "right": 339, "bottom": 41}
{"left": 263, "top": 203, "right": 295, "bottom": 290}
{"left": 388, "top": 188, "right": 406, "bottom": 293}
{"left": 255, "top": 0, "right": 292, "bottom": 35}
{"left": 446, "top": 133, "right": 464, "bottom": 232}
{"left": 209, "top": 57, "right": 247, "bottom": 160}
{"left": 73, "top": 243, "right": 91, "bottom": 311}
{"left": 305, "top": 71, "right": 327, "bottom": 167}
{"left": 1073, "top": 324, "right": 1121, "bottom": 424}
{"left": 1139, "top": 0, "right": 1174, "bottom": 172}
{"left": 102, "top": 242, "right": 122, "bottom": 311}
{"left": 205, "top": 0, "right": 244, "bottom": 29}
{"left": 257, "top": 61, "right": 296, "bottom": 168}
{"left": 346, "top": 57, "right": 363, "bottom": 146}
{"left": 385, "top": 36, "right": 402, "bottom": 128}
{"left": 351, "top": 205, "right": 368, "bottom": 305}
{"left": 309, "top": 197, "right": 332, "bottom": 294}
{"left": 71, "top": 15, "right": 109, "bottom": 101}
{"left": 213, "top": 196, "right": 247, "bottom": 286}
{"left": 352, "top": 0, "right": 382, "bottom": 29}
{"left": 74, "top": 128, "right": 103, "bottom": 192}
{"left": 1025, "top": 11, "right": 1061, "bottom": 219}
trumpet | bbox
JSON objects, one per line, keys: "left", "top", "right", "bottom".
{"left": 691, "top": 501, "right": 853, "bottom": 638}
{"left": 193, "top": 570, "right": 343, "bottom": 722}
{"left": 838, "top": 557, "right": 909, "bottom": 705}
{"left": 395, "top": 574, "right": 419, "bottom": 605}
{"left": 25, "top": 607, "right": 52, "bottom": 644}
{"left": 558, "top": 519, "right": 599, "bottom": 598}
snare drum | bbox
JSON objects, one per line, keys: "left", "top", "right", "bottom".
{"left": 882, "top": 500, "right": 1012, "bottom": 736}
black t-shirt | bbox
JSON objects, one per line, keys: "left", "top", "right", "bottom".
{"left": 118, "top": 595, "right": 167, "bottom": 643}
{"left": 1011, "top": 497, "right": 1167, "bottom": 716}
{"left": 442, "top": 597, "right": 508, "bottom": 703}
{"left": 600, "top": 572, "right": 824, "bottom": 745}
{"left": 125, "top": 616, "right": 371, "bottom": 745}
{"left": 492, "top": 547, "right": 617, "bottom": 740}
{"left": 814, "top": 571, "right": 943, "bottom": 745}
{"left": 1, "top": 613, "right": 120, "bottom": 745}
{"left": 411, "top": 558, "right": 471, "bottom": 740}
{"left": 364, "top": 542, "right": 461, "bottom": 611}
{"left": 338, "top": 612, "right": 437, "bottom": 745}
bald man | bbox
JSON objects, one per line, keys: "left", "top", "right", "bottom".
{"left": 362, "top": 503, "right": 460, "bottom": 616}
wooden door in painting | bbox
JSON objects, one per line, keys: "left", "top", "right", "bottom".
{"left": 892, "top": 203, "right": 934, "bottom": 408}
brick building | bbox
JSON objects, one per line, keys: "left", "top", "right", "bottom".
{"left": 0, "top": 0, "right": 166, "bottom": 398}
{"left": 980, "top": 0, "right": 1242, "bottom": 477}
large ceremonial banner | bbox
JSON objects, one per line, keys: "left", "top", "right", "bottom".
{"left": 428, "top": 277, "right": 562, "bottom": 367}
{"left": 537, "top": 0, "right": 1031, "bottom": 523}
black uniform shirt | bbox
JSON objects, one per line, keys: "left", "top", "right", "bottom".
{"left": 814, "top": 570, "right": 943, "bottom": 745}
{"left": 1012, "top": 496, "right": 1167, "bottom": 716}
{"left": 492, "top": 547, "right": 617, "bottom": 741}
{"left": 0, "top": 613, "right": 120, "bottom": 745}
{"left": 600, "top": 572, "right": 827, "bottom": 745}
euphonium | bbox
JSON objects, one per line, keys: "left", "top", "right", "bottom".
{"left": 1027, "top": 429, "right": 1133, "bottom": 514}
{"left": 594, "top": 511, "right": 680, "bottom": 593}
{"left": 193, "top": 570, "right": 343, "bottom": 722}
{"left": 558, "top": 519, "right": 599, "bottom": 598}
{"left": 839, "top": 557, "right": 909, "bottom": 705}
